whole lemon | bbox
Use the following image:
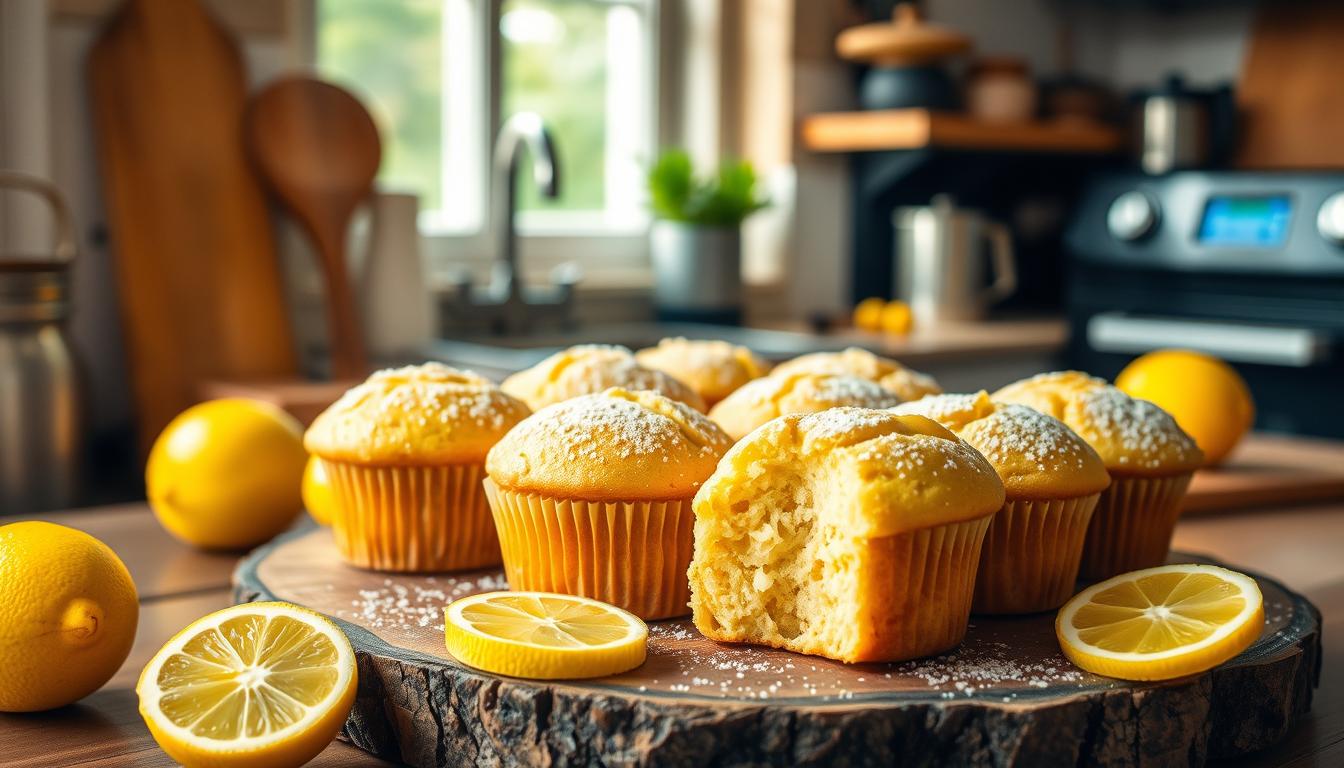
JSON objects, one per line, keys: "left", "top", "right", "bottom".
{"left": 302, "top": 456, "right": 338, "bottom": 526}
{"left": 852, "top": 297, "right": 886, "bottom": 331}
{"left": 1116, "top": 350, "right": 1255, "bottom": 465}
{"left": 0, "top": 521, "right": 139, "bottom": 711}
{"left": 147, "top": 399, "right": 308, "bottom": 550}
{"left": 879, "top": 300, "right": 915, "bottom": 335}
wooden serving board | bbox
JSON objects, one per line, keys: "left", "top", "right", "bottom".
{"left": 235, "top": 529, "right": 1320, "bottom": 767}
{"left": 1185, "top": 433, "right": 1344, "bottom": 514}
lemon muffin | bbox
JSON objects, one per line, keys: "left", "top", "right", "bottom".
{"left": 994, "top": 371, "right": 1203, "bottom": 580}
{"left": 689, "top": 408, "right": 1004, "bottom": 662}
{"left": 305, "top": 363, "right": 532, "bottom": 572}
{"left": 770, "top": 347, "right": 942, "bottom": 402}
{"left": 501, "top": 344, "right": 706, "bottom": 412}
{"left": 708, "top": 372, "right": 903, "bottom": 441}
{"left": 893, "top": 392, "right": 1110, "bottom": 613}
{"left": 484, "top": 388, "right": 733, "bottom": 620}
{"left": 635, "top": 338, "right": 770, "bottom": 409}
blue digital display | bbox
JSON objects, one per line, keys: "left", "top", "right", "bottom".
{"left": 1198, "top": 196, "right": 1292, "bottom": 247}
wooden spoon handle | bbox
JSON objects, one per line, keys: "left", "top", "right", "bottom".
{"left": 311, "top": 224, "right": 367, "bottom": 380}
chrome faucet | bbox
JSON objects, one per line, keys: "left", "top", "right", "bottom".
{"left": 439, "top": 112, "right": 580, "bottom": 335}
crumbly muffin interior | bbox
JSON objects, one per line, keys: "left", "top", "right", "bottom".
{"left": 690, "top": 455, "right": 862, "bottom": 657}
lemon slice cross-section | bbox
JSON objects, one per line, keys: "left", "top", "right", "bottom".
{"left": 1056, "top": 563, "right": 1264, "bottom": 681}
{"left": 137, "top": 602, "right": 357, "bottom": 768}
{"left": 445, "top": 591, "right": 648, "bottom": 680}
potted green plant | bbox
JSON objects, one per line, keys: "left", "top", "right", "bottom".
{"left": 647, "top": 150, "right": 768, "bottom": 324}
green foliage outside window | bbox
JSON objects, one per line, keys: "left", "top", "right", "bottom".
{"left": 317, "top": 0, "right": 444, "bottom": 210}
{"left": 317, "top": 0, "right": 617, "bottom": 215}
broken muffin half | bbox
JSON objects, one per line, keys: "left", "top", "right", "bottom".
{"left": 688, "top": 408, "right": 1004, "bottom": 663}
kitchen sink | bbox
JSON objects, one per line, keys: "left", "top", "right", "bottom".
{"left": 421, "top": 322, "right": 850, "bottom": 378}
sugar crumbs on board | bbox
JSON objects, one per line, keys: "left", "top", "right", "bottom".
{"left": 646, "top": 625, "right": 1093, "bottom": 702}
{"left": 339, "top": 572, "right": 508, "bottom": 632}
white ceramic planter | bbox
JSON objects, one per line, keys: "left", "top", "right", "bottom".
{"left": 649, "top": 220, "right": 742, "bottom": 323}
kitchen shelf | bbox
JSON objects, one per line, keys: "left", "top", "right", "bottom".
{"left": 801, "top": 109, "right": 1124, "bottom": 154}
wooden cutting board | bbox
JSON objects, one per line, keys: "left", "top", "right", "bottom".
{"left": 1236, "top": 2, "right": 1344, "bottom": 169}
{"left": 1184, "top": 433, "right": 1344, "bottom": 514}
{"left": 237, "top": 530, "right": 1319, "bottom": 767}
{"left": 89, "top": 0, "right": 298, "bottom": 449}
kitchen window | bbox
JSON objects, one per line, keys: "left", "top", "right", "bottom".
{"left": 316, "top": 0, "right": 660, "bottom": 279}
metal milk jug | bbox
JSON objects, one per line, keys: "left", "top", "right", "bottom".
{"left": 0, "top": 171, "right": 82, "bottom": 514}
{"left": 893, "top": 195, "right": 1017, "bottom": 326}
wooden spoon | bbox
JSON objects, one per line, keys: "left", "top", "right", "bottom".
{"left": 246, "top": 76, "right": 380, "bottom": 380}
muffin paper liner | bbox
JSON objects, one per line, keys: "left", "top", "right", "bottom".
{"left": 860, "top": 514, "right": 993, "bottom": 661}
{"left": 322, "top": 461, "right": 500, "bottom": 573}
{"left": 972, "top": 493, "right": 1100, "bottom": 615}
{"left": 1079, "top": 472, "right": 1194, "bottom": 582}
{"left": 484, "top": 479, "right": 694, "bottom": 620}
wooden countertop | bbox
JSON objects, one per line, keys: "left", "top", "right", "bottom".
{"left": 801, "top": 109, "right": 1125, "bottom": 154}
{"left": 4, "top": 447, "right": 1342, "bottom": 766}
{"left": 760, "top": 316, "right": 1070, "bottom": 364}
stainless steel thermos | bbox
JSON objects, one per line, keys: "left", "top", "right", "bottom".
{"left": 892, "top": 195, "right": 1017, "bottom": 326}
{"left": 0, "top": 171, "right": 82, "bottom": 514}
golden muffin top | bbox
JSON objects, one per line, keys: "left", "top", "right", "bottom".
{"left": 708, "top": 372, "right": 903, "bottom": 441}
{"left": 501, "top": 344, "right": 706, "bottom": 412}
{"left": 892, "top": 391, "right": 1110, "bottom": 500}
{"left": 634, "top": 337, "right": 770, "bottom": 408}
{"left": 485, "top": 388, "right": 734, "bottom": 501}
{"left": 769, "top": 347, "right": 942, "bottom": 402}
{"left": 305, "top": 363, "right": 531, "bottom": 465}
{"left": 695, "top": 407, "right": 1004, "bottom": 538}
{"left": 993, "top": 371, "right": 1203, "bottom": 475}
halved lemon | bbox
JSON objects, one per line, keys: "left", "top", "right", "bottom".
{"left": 137, "top": 602, "right": 357, "bottom": 768}
{"left": 445, "top": 591, "right": 647, "bottom": 680}
{"left": 1056, "top": 564, "right": 1264, "bottom": 681}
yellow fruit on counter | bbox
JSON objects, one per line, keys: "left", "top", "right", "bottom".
{"left": 1116, "top": 350, "right": 1254, "bottom": 465}
{"left": 445, "top": 591, "right": 648, "bottom": 679}
{"left": 852, "top": 297, "right": 886, "bottom": 331}
{"left": 1056, "top": 564, "right": 1263, "bottom": 681}
{"left": 301, "top": 456, "right": 337, "bottom": 526}
{"left": 879, "top": 299, "right": 914, "bottom": 335}
{"left": 0, "top": 521, "right": 139, "bottom": 712}
{"left": 138, "top": 602, "right": 357, "bottom": 768}
{"left": 147, "top": 399, "right": 308, "bottom": 550}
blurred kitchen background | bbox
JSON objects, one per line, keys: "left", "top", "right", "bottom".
{"left": 2, "top": 0, "right": 1343, "bottom": 512}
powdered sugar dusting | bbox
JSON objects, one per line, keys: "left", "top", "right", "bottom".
{"left": 892, "top": 393, "right": 983, "bottom": 424}
{"left": 339, "top": 571, "right": 508, "bottom": 632}
{"left": 975, "top": 404, "right": 1094, "bottom": 472}
{"left": 326, "top": 363, "right": 518, "bottom": 431}
{"left": 571, "top": 355, "right": 697, "bottom": 404}
{"left": 732, "top": 374, "right": 901, "bottom": 412}
{"left": 639, "top": 623, "right": 1099, "bottom": 701}
{"left": 808, "top": 375, "right": 904, "bottom": 408}
{"left": 797, "top": 406, "right": 891, "bottom": 442}
{"left": 1079, "top": 387, "right": 1198, "bottom": 468}
{"left": 510, "top": 391, "right": 729, "bottom": 464}
{"left": 637, "top": 338, "right": 763, "bottom": 394}
{"left": 511, "top": 345, "right": 703, "bottom": 410}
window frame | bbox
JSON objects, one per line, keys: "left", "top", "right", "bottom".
{"left": 313, "top": 0, "right": 670, "bottom": 286}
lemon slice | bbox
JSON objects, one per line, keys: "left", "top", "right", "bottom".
{"left": 137, "top": 602, "right": 357, "bottom": 768}
{"left": 1056, "top": 564, "right": 1264, "bottom": 681}
{"left": 445, "top": 591, "right": 647, "bottom": 679}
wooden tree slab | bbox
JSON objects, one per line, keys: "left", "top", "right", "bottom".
{"left": 234, "top": 529, "right": 1320, "bottom": 767}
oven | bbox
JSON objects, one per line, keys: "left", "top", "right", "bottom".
{"left": 1065, "top": 171, "right": 1344, "bottom": 438}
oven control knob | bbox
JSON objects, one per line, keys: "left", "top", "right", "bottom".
{"left": 1316, "top": 192, "right": 1344, "bottom": 245}
{"left": 1107, "top": 191, "right": 1159, "bottom": 242}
